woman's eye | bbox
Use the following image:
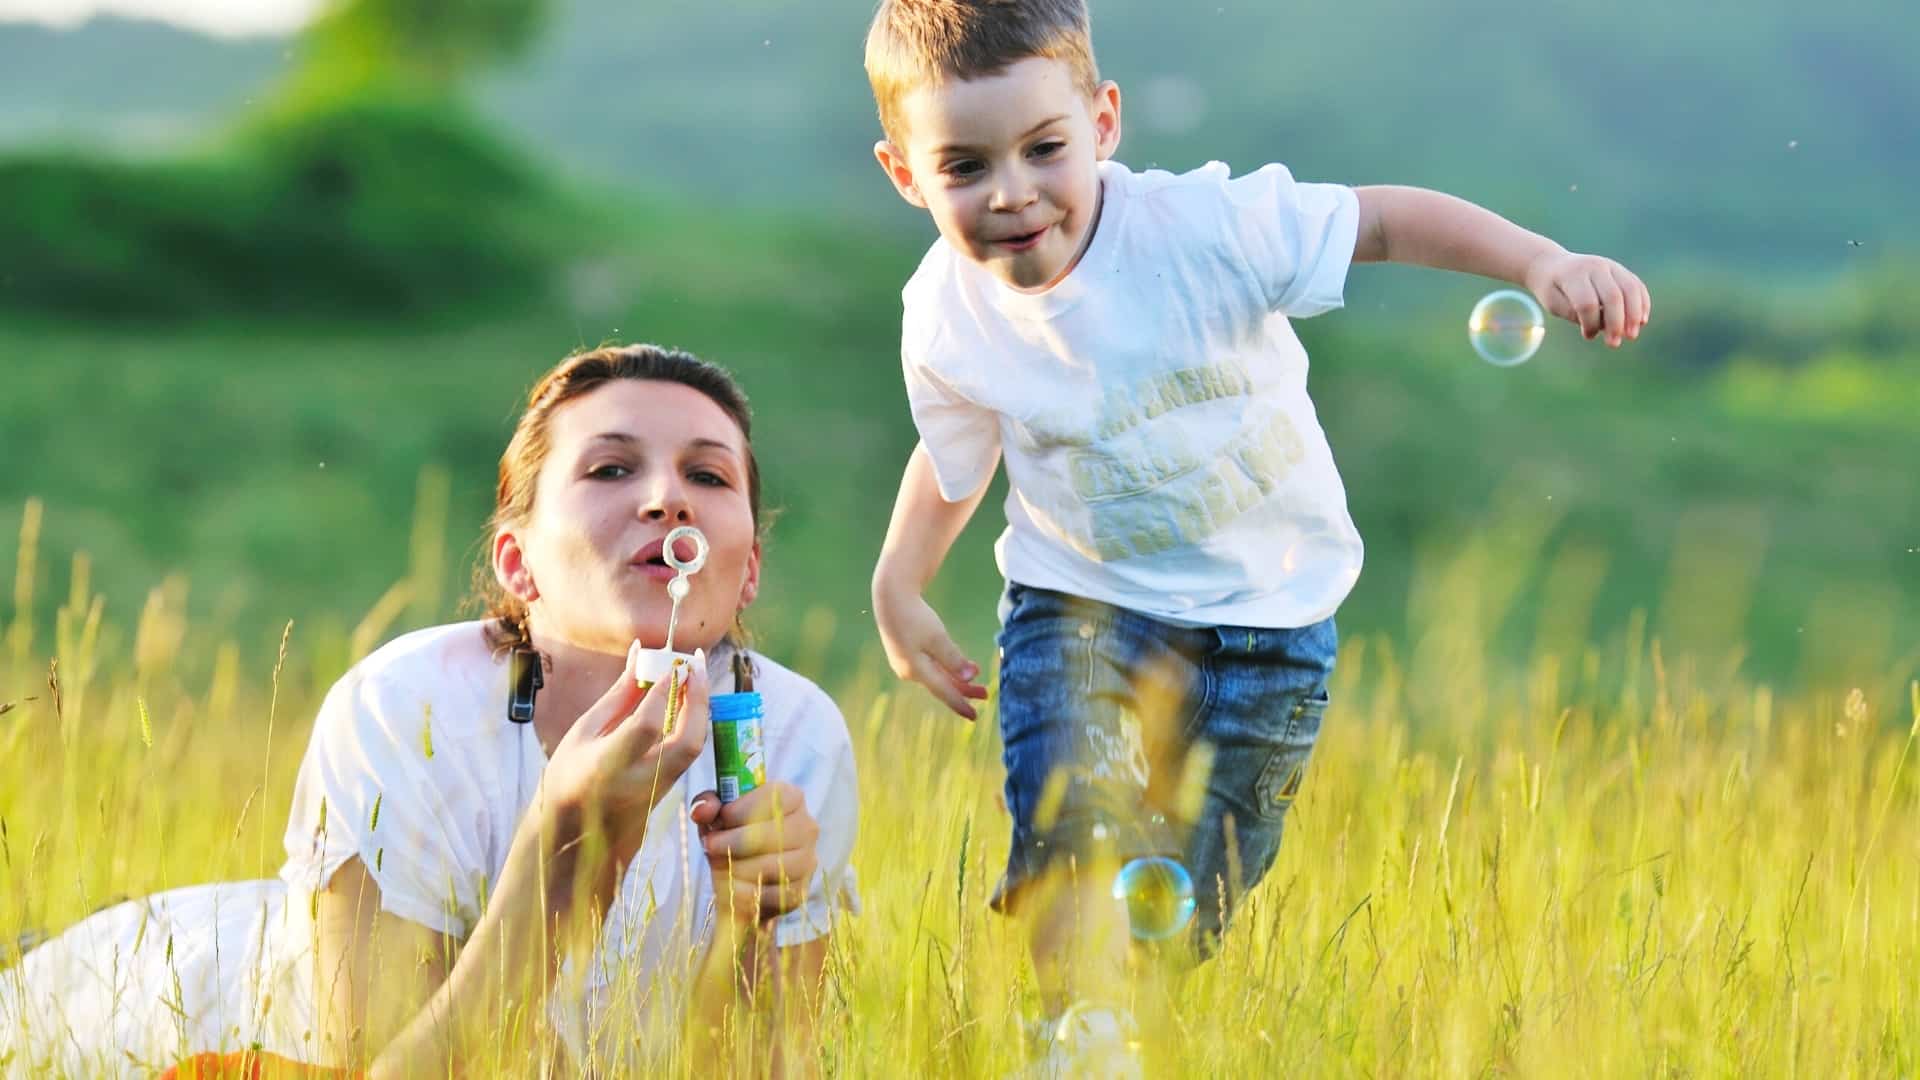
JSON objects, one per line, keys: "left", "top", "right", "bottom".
{"left": 691, "top": 469, "right": 729, "bottom": 487}
{"left": 587, "top": 463, "right": 630, "bottom": 480}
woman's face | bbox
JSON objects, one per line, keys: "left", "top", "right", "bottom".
{"left": 498, "top": 379, "right": 760, "bottom": 658}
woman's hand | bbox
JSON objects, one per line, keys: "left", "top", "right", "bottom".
{"left": 541, "top": 644, "right": 711, "bottom": 867}
{"left": 690, "top": 782, "right": 820, "bottom": 929}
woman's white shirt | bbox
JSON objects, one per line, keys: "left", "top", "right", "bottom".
{"left": 278, "top": 621, "right": 861, "bottom": 1058}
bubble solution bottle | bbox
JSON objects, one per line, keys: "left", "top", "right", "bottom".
{"left": 710, "top": 653, "right": 765, "bottom": 804}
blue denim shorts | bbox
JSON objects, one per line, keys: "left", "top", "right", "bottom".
{"left": 991, "top": 582, "right": 1336, "bottom": 948}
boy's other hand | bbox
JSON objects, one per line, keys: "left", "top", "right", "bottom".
{"left": 872, "top": 585, "right": 989, "bottom": 720}
{"left": 1524, "top": 251, "right": 1652, "bottom": 348}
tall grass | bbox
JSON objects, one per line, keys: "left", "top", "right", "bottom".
{"left": 2, "top": 492, "right": 1916, "bottom": 1077}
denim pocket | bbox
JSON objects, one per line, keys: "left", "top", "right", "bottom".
{"left": 1253, "top": 692, "right": 1328, "bottom": 819}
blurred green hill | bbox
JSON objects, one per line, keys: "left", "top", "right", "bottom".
{"left": 3, "top": 0, "right": 1915, "bottom": 273}
{"left": 0, "top": 92, "right": 579, "bottom": 317}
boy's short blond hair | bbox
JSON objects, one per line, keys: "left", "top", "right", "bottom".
{"left": 865, "top": 0, "right": 1099, "bottom": 145}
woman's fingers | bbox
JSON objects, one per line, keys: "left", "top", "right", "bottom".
{"left": 712, "top": 782, "right": 807, "bottom": 830}
{"left": 688, "top": 790, "right": 723, "bottom": 829}
{"left": 609, "top": 649, "right": 702, "bottom": 753}
{"left": 657, "top": 649, "right": 710, "bottom": 772}
{"left": 705, "top": 784, "right": 819, "bottom": 921}
{"left": 611, "top": 653, "right": 710, "bottom": 795}
{"left": 702, "top": 813, "right": 821, "bottom": 860}
{"left": 715, "top": 850, "right": 819, "bottom": 905}
{"left": 715, "top": 877, "right": 810, "bottom": 922}
{"left": 704, "top": 783, "right": 818, "bottom": 858}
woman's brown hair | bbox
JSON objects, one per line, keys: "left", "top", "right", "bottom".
{"left": 475, "top": 344, "right": 762, "bottom": 654}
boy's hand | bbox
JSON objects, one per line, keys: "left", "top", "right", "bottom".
{"left": 872, "top": 583, "right": 988, "bottom": 720}
{"left": 1523, "top": 250, "right": 1651, "bottom": 348}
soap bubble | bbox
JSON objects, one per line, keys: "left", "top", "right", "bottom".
{"left": 1048, "top": 1001, "right": 1141, "bottom": 1064}
{"left": 1468, "top": 289, "right": 1546, "bottom": 367}
{"left": 1111, "top": 856, "right": 1195, "bottom": 941}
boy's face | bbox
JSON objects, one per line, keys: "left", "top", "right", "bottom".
{"left": 875, "top": 57, "right": 1122, "bottom": 291}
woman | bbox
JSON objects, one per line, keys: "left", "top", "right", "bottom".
{"left": 0, "top": 345, "right": 859, "bottom": 1076}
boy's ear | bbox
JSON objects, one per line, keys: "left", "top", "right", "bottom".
{"left": 874, "top": 140, "right": 928, "bottom": 209}
{"left": 1091, "top": 80, "right": 1123, "bottom": 162}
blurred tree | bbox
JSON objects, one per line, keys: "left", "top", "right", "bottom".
{"left": 303, "top": 0, "right": 552, "bottom": 91}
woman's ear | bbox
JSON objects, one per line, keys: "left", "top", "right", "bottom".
{"left": 737, "top": 539, "right": 762, "bottom": 610}
{"left": 493, "top": 530, "right": 539, "bottom": 603}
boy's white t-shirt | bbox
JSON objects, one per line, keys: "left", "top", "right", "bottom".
{"left": 901, "top": 159, "right": 1364, "bottom": 629}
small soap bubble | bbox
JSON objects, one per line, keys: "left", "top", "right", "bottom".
{"left": 1111, "top": 856, "right": 1195, "bottom": 941}
{"left": 1468, "top": 289, "right": 1546, "bottom": 367}
{"left": 1050, "top": 1000, "right": 1136, "bottom": 1053}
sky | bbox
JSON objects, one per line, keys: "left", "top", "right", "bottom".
{"left": 0, "top": 0, "right": 318, "bottom": 36}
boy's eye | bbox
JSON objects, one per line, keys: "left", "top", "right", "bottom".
{"left": 943, "top": 159, "right": 984, "bottom": 180}
{"left": 1030, "top": 140, "right": 1065, "bottom": 158}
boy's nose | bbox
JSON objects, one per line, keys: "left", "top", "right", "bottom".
{"left": 989, "top": 172, "right": 1038, "bottom": 212}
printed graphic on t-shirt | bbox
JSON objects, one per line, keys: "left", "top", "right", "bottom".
{"left": 1014, "top": 363, "right": 1308, "bottom": 562}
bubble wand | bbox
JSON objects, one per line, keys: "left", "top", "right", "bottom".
{"left": 632, "top": 525, "right": 709, "bottom": 732}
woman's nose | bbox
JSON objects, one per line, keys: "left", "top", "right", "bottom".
{"left": 640, "top": 475, "right": 693, "bottom": 522}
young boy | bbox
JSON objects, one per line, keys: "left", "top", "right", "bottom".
{"left": 863, "top": 0, "right": 1648, "bottom": 1063}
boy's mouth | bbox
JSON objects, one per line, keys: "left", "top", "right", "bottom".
{"left": 997, "top": 226, "right": 1049, "bottom": 252}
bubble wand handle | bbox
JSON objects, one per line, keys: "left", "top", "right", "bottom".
{"left": 664, "top": 576, "right": 688, "bottom": 656}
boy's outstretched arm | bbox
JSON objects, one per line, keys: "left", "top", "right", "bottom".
{"left": 1352, "top": 185, "right": 1651, "bottom": 348}
{"left": 871, "top": 442, "right": 997, "bottom": 720}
